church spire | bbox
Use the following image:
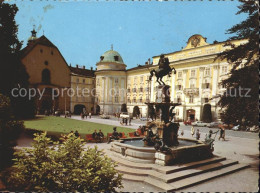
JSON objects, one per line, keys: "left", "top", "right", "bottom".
{"left": 31, "top": 25, "right": 37, "bottom": 38}
{"left": 27, "top": 25, "right": 38, "bottom": 45}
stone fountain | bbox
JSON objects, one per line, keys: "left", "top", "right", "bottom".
{"left": 110, "top": 54, "right": 214, "bottom": 166}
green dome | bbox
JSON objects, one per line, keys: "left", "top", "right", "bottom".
{"left": 100, "top": 50, "right": 124, "bottom": 63}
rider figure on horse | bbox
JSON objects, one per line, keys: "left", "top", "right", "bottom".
{"left": 158, "top": 54, "right": 172, "bottom": 77}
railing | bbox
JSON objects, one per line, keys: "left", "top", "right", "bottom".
{"left": 184, "top": 88, "right": 199, "bottom": 95}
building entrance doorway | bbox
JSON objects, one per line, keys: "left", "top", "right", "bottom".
{"left": 186, "top": 109, "right": 195, "bottom": 121}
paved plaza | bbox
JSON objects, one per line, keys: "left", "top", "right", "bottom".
{"left": 16, "top": 116, "right": 258, "bottom": 192}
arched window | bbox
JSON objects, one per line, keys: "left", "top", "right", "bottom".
{"left": 42, "top": 69, "right": 51, "bottom": 84}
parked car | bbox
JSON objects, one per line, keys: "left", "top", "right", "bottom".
{"left": 184, "top": 120, "right": 193, "bottom": 126}
{"left": 207, "top": 121, "right": 223, "bottom": 128}
{"left": 100, "top": 114, "right": 110, "bottom": 119}
{"left": 120, "top": 112, "right": 129, "bottom": 118}
{"left": 140, "top": 117, "right": 151, "bottom": 121}
{"left": 231, "top": 125, "right": 240, "bottom": 131}
{"left": 249, "top": 125, "right": 259, "bottom": 133}
{"left": 192, "top": 121, "right": 208, "bottom": 127}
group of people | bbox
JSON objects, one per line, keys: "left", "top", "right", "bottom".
{"left": 120, "top": 118, "right": 132, "bottom": 126}
{"left": 179, "top": 126, "right": 226, "bottom": 141}
{"left": 92, "top": 129, "right": 104, "bottom": 143}
{"left": 80, "top": 112, "right": 92, "bottom": 119}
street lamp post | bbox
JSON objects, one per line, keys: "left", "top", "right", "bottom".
{"left": 146, "top": 78, "right": 151, "bottom": 119}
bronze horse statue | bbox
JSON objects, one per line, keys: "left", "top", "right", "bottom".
{"left": 149, "top": 55, "right": 176, "bottom": 85}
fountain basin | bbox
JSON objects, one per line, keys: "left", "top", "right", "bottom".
{"left": 110, "top": 137, "right": 213, "bottom": 165}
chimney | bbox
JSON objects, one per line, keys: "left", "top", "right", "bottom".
{"left": 91, "top": 67, "right": 93, "bottom": 71}
{"left": 76, "top": 64, "right": 78, "bottom": 68}
{"left": 83, "top": 65, "right": 85, "bottom": 69}
{"left": 148, "top": 58, "right": 151, "bottom": 65}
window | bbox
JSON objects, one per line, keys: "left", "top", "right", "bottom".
{"left": 134, "top": 77, "right": 137, "bottom": 84}
{"left": 115, "top": 78, "right": 118, "bottom": 84}
{"left": 146, "top": 95, "right": 149, "bottom": 102}
{"left": 40, "top": 49, "right": 43, "bottom": 53}
{"left": 205, "top": 68, "right": 210, "bottom": 76}
{"left": 190, "top": 82, "right": 195, "bottom": 88}
{"left": 206, "top": 83, "right": 210, "bottom": 89}
{"left": 189, "top": 96, "right": 194, "bottom": 103}
{"left": 133, "top": 97, "right": 136, "bottom": 103}
{"left": 127, "top": 98, "right": 131, "bottom": 103}
{"left": 127, "top": 88, "right": 131, "bottom": 92}
{"left": 76, "top": 78, "right": 79, "bottom": 83}
{"left": 222, "top": 66, "right": 227, "bottom": 74}
{"left": 178, "top": 72, "right": 182, "bottom": 78}
{"left": 177, "top": 96, "right": 181, "bottom": 103}
{"left": 191, "top": 70, "right": 195, "bottom": 77}
{"left": 139, "top": 98, "right": 143, "bottom": 103}
{"left": 83, "top": 79, "right": 85, "bottom": 83}
{"left": 114, "top": 56, "right": 119, "bottom": 61}
{"left": 140, "top": 76, "right": 144, "bottom": 83}
{"left": 100, "top": 56, "right": 104, "bottom": 61}
{"left": 132, "top": 88, "right": 137, "bottom": 92}
{"left": 44, "top": 61, "right": 48, "bottom": 65}
{"left": 115, "top": 96, "right": 119, "bottom": 103}
{"left": 42, "top": 69, "right": 51, "bottom": 84}
{"left": 205, "top": 98, "right": 209, "bottom": 103}
{"left": 51, "top": 51, "right": 54, "bottom": 55}
{"left": 139, "top": 87, "right": 143, "bottom": 92}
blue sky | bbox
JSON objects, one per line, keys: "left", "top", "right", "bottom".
{"left": 11, "top": 0, "right": 246, "bottom": 69}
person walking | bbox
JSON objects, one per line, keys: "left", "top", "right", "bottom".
{"left": 219, "top": 126, "right": 226, "bottom": 141}
{"left": 196, "top": 129, "right": 200, "bottom": 140}
{"left": 191, "top": 126, "right": 195, "bottom": 137}
{"left": 180, "top": 129, "right": 184, "bottom": 136}
{"left": 129, "top": 117, "right": 132, "bottom": 126}
{"left": 89, "top": 112, "right": 92, "bottom": 119}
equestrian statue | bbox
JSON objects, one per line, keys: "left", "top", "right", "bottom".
{"left": 149, "top": 54, "right": 176, "bottom": 85}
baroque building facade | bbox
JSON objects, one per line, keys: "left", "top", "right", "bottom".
{"left": 95, "top": 34, "right": 246, "bottom": 121}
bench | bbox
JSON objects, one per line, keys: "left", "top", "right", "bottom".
{"left": 86, "top": 134, "right": 94, "bottom": 142}
{"left": 120, "top": 132, "right": 127, "bottom": 139}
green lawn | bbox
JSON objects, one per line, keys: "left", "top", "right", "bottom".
{"left": 24, "top": 116, "right": 134, "bottom": 140}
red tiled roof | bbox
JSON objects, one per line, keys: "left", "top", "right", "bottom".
{"left": 70, "top": 66, "right": 95, "bottom": 77}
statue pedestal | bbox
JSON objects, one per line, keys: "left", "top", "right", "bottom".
{"left": 156, "top": 85, "right": 170, "bottom": 103}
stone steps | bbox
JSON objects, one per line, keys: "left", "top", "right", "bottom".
{"left": 161, "top": 160, "right": 238, "bottom": 183}
{"left": 154, "top": 156, "right": 227, "bottom": 174}
{"left": 105, "top": 149, "right": 249, "bottom": 192}
{"left": 168, "top": 163, "right": 249, "bottom": 191}
{"left": 116, "top": 159, "right": 238, "bottom": 183}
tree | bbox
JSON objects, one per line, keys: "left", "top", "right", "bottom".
{"left": 216, "top": 0, "right": 258, "bottom": 127}
{"left": 121, "top": 103, "right": 127, "bottom": 113}
{"left": 201, "top": 104, "right": 212, "bottom": 123}
{"left": 0, "top": 94, "right": 24, "bottom": 170}
{"left": 0, "top": 2, "right": 35, "bottom": 118}
{"left": 5, "top": 132, "right": 123, "bottom": 191}
{"left": 133, "top": 106, "right": 140, "bottom": 118}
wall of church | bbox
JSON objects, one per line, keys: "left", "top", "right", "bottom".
{"left": 22, "top": 44, "right": 71, "bottom": 113}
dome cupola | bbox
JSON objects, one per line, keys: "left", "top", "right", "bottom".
{"left": 96, "top": 46, "right": 126, "bottom": 71}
